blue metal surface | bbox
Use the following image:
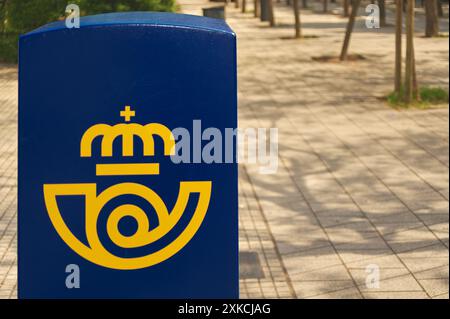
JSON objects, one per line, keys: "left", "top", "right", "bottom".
{"left": 18, "top": 12, "right": 238, "bottom": 299}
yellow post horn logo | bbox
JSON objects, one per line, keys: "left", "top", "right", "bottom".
{"left": 43, "top": 106, "right": 212, "bottom": 270}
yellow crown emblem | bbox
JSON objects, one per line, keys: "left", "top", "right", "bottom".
{"left": 80, "top": 106, "right": 175, "bottom": 176}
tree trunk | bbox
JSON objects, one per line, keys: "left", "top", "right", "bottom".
{"left": 424, "top": 0, "right": 439, "bottom": 37}
{"left": 340, "top": 0, "right": 361, "bottom": 61}
{"left": 437, "top": 0, "right": 444, "bottom": 17}
{"left": 395, "top": 0, "right": 403, "bottom": 93}
{"left": 323, "top": 0, "right": 328, "bottom": 12}
{"left": 404, "top": 0, "right": 416, "bottom": 104}
{"left": 268, "top": 0, "right": 276, "bottom": 26}
{"left": 412, "top": 48, "right": 419, "bottom": 100}
{"left": 378, "top": 0, "right": 387, "bottom": 26}
{"left": 255, "top": 0, "right": 260, "bottom": 17}
{"left": 294, "top": 0, "right": 302, "bottom": 38}
{"left": 343, "top": 0, "right": 350, "bottom": 17}
{"left": 236, "top": 0, "right": 240, "bottom": 8}
{"left": 242, "top": 0, "right": 247, "bottom": 12}
{"left": 302, "top": 0, "right": 308, "bottom": 8}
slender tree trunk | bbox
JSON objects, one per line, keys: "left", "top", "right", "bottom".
{"left": 340, "top": 0, "right": 361, "bottom": 61}
{"left": 437, "top": 0, "right": 443, "bottom": 17}
{"left": 255, "top": 0, "right": 260, "bottom": 17}
{"left": 395, "top": 0, "right": 403, "bottom": 93}
{"left": 378, "top": 0, "right": 387, "bottom": 26}
{"left": 242, "top": 0, "right": 247, "bottom": 12}
{"left": 412, "top": 48, "right": 419, "bottom": 100}
{"left": 236, "top": 0, "right": 240, "bottom": 8}
{"left": 323, "top": 0, "right": 328, "bottom": 12}
{"left": 424, "top": 0, "right": 440, "bottom": 37}
{"left": 343, "top": 0, "right": 350, "bottom": 17}
{"left": 294, "top": 0, "right": 302, "bottom": 38}
{"left": 268, "top": 0, "right": 276, "bottom": 26}
{"left": 404, "top": 0, "right": 416, "bottom": 103}
{"left": 302, "top": 0, "right": 308, "bottom": 8}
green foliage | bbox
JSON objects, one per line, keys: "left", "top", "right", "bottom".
{"left": 387, "top": 86, "right": 449, "bottom": 108}
{"left": 0, "top": 0, "right": 176, "bottom": 63}
{"left": 0, "top": 33, "right": 18, "bottom": 63}
{"left": 420, "top": 87, "right": 449, "bottom": 104}
{"left": 72, "top": 0, "right": 176, "bottom": 15}
{"left": 5, "top": 0, "right": 67, "bottom": 33}
{"left": 0, "top": 1, "right": 7, "bottom": 33}
{"left": 386, "top": 88, "right": 404, "bottom": 106}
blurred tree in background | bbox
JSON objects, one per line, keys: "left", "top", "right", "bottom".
{"left": 0, "top": 0, "right": 176, "bottom": 63}
{"left": 5, "top": 0, "right": 67, "bottom": 32}
{"left": 72, "top": 0, "right": 175, "bottom": 15}
{"left": 424, "top": 0, "right": 440, "bottom": 37}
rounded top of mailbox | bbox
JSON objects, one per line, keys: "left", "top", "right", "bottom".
{"left": 23, "top": 12, "right": 235, "bottom": 38}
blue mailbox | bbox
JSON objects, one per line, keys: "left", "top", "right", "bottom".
{"left": 18, "top": 12, "right": 238, "bottom": 298}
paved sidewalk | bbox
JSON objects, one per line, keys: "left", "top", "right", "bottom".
{"left": 181, "top": 0, "right": 449, "bottom": 298}
{"left": 1, "top": 1, "right": 449, "bottom": 299}
{"left": 0, "top": 66, "right": 17, "bottom": 299}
